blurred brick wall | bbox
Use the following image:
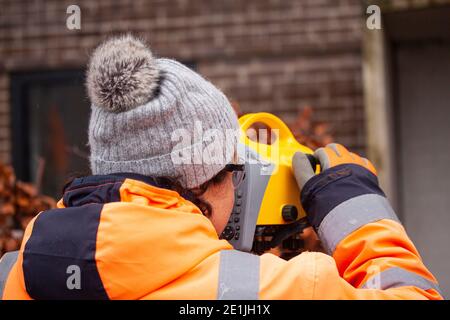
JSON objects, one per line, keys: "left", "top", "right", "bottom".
{"left": 0, "top": 0, "right": 366, "bottom": 165}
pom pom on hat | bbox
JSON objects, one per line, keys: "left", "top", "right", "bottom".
{"left": 86, "top": 34, "right": 160, "bottom": 113}
{"left": 87, "top": 34, "right": 240, "bottom": 189}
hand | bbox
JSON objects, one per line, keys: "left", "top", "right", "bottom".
{"left": 292, "top": 143, "right": 377, "bottom": 189}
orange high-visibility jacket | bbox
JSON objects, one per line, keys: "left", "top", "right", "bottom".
{"left": 0, "top": 168, "right": 443, "bottom": 300}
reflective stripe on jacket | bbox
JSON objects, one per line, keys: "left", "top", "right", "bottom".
{"left": 1, "top": 169, "right": 443, "bottom": 300}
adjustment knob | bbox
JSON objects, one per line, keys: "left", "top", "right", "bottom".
{"left": 282, "top": 205, "right": 298, "bottom": 222}
{"left": 221, "top": 226, "right": 235, "bottom": 240}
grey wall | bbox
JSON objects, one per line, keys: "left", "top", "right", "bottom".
{"left": 395, "top": 42, "right": 450, "bottom": 298}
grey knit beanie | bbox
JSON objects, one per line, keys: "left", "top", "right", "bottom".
{"left": 86, "top": 35, "right": 239, "bottom": 189}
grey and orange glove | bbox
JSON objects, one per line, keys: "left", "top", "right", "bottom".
{"left": 292, "top": 143, "right": 383, "bottom": 233}
{"left": 292, "top": 143, "right": 376, "bottom": 189}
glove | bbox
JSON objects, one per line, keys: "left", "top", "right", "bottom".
{"left": 292, "top": 143, "right": 377, "bottom": 190}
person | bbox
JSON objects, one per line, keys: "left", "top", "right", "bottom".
{"left": 0, "top": 35, "right": 442, "bottom": 300}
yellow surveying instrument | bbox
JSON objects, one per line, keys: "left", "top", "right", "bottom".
{"left": 221, "top": 113, "right": 319, "bottom": 255}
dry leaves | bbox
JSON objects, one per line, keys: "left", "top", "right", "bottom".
{"left": 290, "top": 106, "right": 334, "bottom": 150}
{"left": 0, "top": 163, "right": 56, "bottom": 255}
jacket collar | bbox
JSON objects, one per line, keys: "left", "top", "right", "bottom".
{"left": 61, "top": 173, "right": 185, "bottom": 208}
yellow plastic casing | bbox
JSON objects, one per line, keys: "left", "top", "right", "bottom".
{"left": 239, "top": 113, "right": 315, "bottom": 225}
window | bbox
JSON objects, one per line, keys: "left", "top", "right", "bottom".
{"left": 11, "top": 70, "right": 90, "bottom": 198}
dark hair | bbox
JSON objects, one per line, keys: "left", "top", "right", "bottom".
{"left": 62, "top": 168, "right": 230, "bottom": 218}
